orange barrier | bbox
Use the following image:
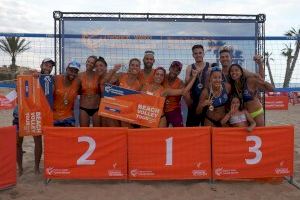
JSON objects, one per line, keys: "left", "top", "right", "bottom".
{"left": 0, "top": 126, "right": 16, "bottom": 189}
{"left": 212, "top": 126, "right": 294, "bottom": 180}
{"left": 128, "top": 127, "right": 211, "bottom": 180}
{"left": 99, "top": 84, "right": 165, "bottom": 128}
{"left": 265, "top": 96, "right": 289, "bottom": 110}
{"left": 44, "top": 127, "right": 127, "bottom": 180}
{"left": 17, "top": 75, "right": 53, "bottom": 136}
{"left": 43, "top": 126, "right": 294, "bottom": 181}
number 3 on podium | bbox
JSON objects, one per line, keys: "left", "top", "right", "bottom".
{"left": 245, "top": 135, "right": 262, "bottom": 165}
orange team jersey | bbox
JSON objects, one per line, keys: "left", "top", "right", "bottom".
{"left": 119, "top": 73, "right": 141, "bottom": 91}
{"left": 163, "top": 77, "right": 183, "bottom": 113}
{"left": 79, "top": 72, "right": 100, "bottom": 95}
{"left": 53, "top": 75, "right": 79, "bottom": 120}
{"left": 138, "top": 69, "right": 155, "bottom": 85}
{"left": 142, "top": 84, "right": 165, "bottom": 97}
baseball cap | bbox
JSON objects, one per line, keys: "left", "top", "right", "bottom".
{"left": 42, "top": 58, "right": 55, "bottom": 66}
{"left": 67, "top": 60, "right": 81, "bottom": 70}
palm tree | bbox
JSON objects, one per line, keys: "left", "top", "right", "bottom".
{"left": 282, "top": 27, "right": 300, "bottom": 88}
{"left": 207, "top": 40, "right": 226, "bottom": 63}
{"left": 0, "top": 36, "right": 30, "bottom": 72}
{"left": 264, "top": 52, "right": 275, "bottom": 87}
{"left": 281, "top": 44, "right": 294, "bottom": 88}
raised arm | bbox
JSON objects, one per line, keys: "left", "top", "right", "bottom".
{"left": 162, "top": 69, "right": 198, "bottom": 97}
{"left": 255, "top": 77, "right": 274, "bottom": 92}
{"left": 196, "top": 88, "right": 210, "bottom": 114}
{"left": 253, "top": 54, "right": 265, "bottom": 78}
{"left": 103, "top": 64, "right": 122, "bottom": 84}
{"left": 243, "top": 55, "right": 264, "bottom": 79}
{"left": 184, "top": 65, "right": 192, "bottom": 84}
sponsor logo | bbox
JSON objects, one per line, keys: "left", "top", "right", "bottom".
{"left": 43, "top": 76, "right": 52, "bottom": 96}
{"left": 192, "top": 162, "right": 208, "bottom": 177}
{"left": 104, "top": 85, "right": 124, "bottom": 96}
{"left": 108, "top": 163, "right": 124, "bottom": 177}
{"left": 274, "top": 161, "right": 290, "bottom": 175}
{"left": 105, "top": 106, "right": 120, "bottom": 113}
{"left": 46, "top": 167, "right": 71, "bottom": 175}
{"left": 214, "top": 167, "right": 239, "bottom": 176}
{"left": 130, "top": 169, "right": 155, "bottom": 177}
{"left": 192, "top": 170, "right": 207, "bottom": 176}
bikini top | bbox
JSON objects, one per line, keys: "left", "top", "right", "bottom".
{"left": 239, "top": 80, "right": 257, "bottom": 103}
{"left": 229, "top": 113, "right": 247, "bottom": 124}
{"left": 209, "top": 83, "right": 229, "bottom": 108}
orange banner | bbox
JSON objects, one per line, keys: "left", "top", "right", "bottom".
{"left": 44, "top": 127, "right": 128, "bottom": 180}
{"left": 212, "top": 126, "right": 294, "bottom": 180}
{"left": 128, "top": 127, "right": 211, "bottom": 180}
{"left": 0, "top": 95, "right": 16, "bottom": 110}
{"left": 17, "top": 75, "right": 53, "bottom": 136}
{"left": 0, "top": 126, "right": 16, "bottom": 189}
{"left": 99, "top": 84, "right": 165, "bottom": 128}
{"left": 265, "top": 96, "right": 289, "bottom": 110}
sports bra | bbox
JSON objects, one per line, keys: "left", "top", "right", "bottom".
{"left": 119, "top": 73, "right": 141, "bottom": 91}
{"left": 79, "top": 72, "right": 100, "bottom": 95}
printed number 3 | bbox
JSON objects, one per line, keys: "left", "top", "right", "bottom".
{"left": 245, "top": 135, "right": 262, "bottom": 165}
{"left": 77, "top": 136, "right": 96, "bottom": 165}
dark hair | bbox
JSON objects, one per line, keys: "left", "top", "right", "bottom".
{"left": 129, "top": 58, "right": 141, "bottom": 66}
{"left": 219, "top": 49, "right": 232, "bottom": 56}
{"left": 88, "top": 55, "right": 97, "bottom": 61}
{"left": 230, "top": 95, "right": 244, "bottom": 111}
{"left": 211, "top": 62, "right": 219, "bottom": 68}
{"left": 228, "top": 63, "right": 246, "bottom": 98}
{"left": 154, "top": 66, "right": 166, "bottom": 75}
{"left": 192, "top": 44, "right": 204, "bottom": 52}
{"left": 96, "top": 56, "right": 107, "bottom": 67}
{"left": 228, "top": 63, "right": 244, "bottom": 80}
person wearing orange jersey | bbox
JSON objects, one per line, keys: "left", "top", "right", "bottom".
{"left": 78, "top": 55, "right": 101, "bottom": 127}
{"left": 142, "top": 66, "right": 198, "bottom": 127}
{"left": 53, "top": 61, "right": 80, "bottom": 126}
{"left": 14, "top": 58, "right": 55, "bottom": 175}
{"left": 95, "top": 56, "right": 108, "bottom": 97}
{"left": 164, "top": 61, "right": 185, "bottom": 127}
{"left": 104, "top": 58, "right": 142, "bottom": 127}
{"left": 139, "top": 50, "right": 155, "bottom": 85}
{"left": 94, "top": 56, "right": 115, "bottom": 127}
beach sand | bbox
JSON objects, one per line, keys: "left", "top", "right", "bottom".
{"left": 0, "top": 88, "right": 300, "bottom": 200}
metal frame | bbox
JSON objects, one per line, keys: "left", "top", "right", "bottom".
{"left": 53, "top": 10, "right": 268, "bottom": 130}
{"left": 53, "top": 11, "right": 265, "bottom": 74}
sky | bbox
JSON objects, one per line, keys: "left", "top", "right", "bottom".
{"left": 0, "top": 0, "right": 299, "bottom": 35}
{"left": 0, "top": 0, "right": 299, "bottom": 85}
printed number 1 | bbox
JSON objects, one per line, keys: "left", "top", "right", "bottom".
{"left": 245, "top": 135, "right": 262, "bottom": 165}
{"left": 165, "top": 137, "right": 173, "bottom": 166}
{"left": 77, "top": 136, "right": 96, "bottom": 165}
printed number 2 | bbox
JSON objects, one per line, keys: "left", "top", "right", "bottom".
{"left": 245, "top": 135, "right": 262, "bottom": 165}
{"left": 165, "top": 137, "right": 173, "bottom": 166}
{"left": 77, "top": 136, "right": 96, "bottom": 165}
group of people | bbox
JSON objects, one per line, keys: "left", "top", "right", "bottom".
{"left": 13, "top": 44, "right": 274, "bottom": 175}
